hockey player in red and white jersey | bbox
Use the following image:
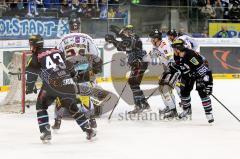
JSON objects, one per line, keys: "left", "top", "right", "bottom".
{"left": 52, "top": 17, "right": 103, "bottom": 130}
{"left": 167, "top": 29, "right": 200, "bottom": 53}
{"left": 147, "top": 29, "right": 179, "bottom": 119}
{"left": 149, "top": 29, "right": 173, "bottom": 64}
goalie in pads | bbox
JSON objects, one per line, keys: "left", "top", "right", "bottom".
{"left": 148, "top": 29, "right": 179, "bottom": 119}
{"left": 52, "top": 17, "right": 115, "bottom": 130}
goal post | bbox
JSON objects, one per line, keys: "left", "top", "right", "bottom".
{"left": 0, "top": 51, "right": 38, "bottom": 113}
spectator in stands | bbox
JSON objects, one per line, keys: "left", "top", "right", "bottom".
{"left": 43, "top": 0, "right": 60, "bottom": 8}
{"left": 221, "top": 0, "right": 230, "bottom": 19}
{"left": 115, "top": 6, "right": 127, "bottom": 18}
{"left": 71, "top": 0, "right": 81, "bottom": 11}
{"left": 200, "top": 2, "right": 216, "bottom": 18}
{"left": 60, "top": 0, "right": 70, "bottom": 16}
{"left": 27, "top": 0, "right": 42, "bottom": 17}
{"left": 99, "top": 0, "right": 107, "bottom": 19}
{"left": 228, "top": 0, "right": 240, "bottom": 19}
{"left": 108, "top": 7, "right": 115, "bottom": 18}
{"left": 214, "top": 25, "right": 233, "bottom": 38}
{"left": 215, "top": 0, "right": 224, "bottom": 19}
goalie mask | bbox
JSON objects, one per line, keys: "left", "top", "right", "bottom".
{"left": 69, "top": 17, "right": 81, "bottom": 33}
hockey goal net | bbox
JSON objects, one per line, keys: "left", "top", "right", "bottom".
{"left": 0, "top": 51, "right": 39, "bottom": 113}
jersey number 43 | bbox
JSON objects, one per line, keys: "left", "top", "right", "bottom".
{"left": 46, "top": 53, "right": 65, "bottom": 69}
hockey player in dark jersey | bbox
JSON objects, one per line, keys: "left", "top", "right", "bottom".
{"left": 105, "top": 25, "right": 150, "bottom": 114}
{"left": 169, "top": 39, "right": 214, "bottom": 123}
{"left": 26, "top": 34, "right": 99, "bottom": 142}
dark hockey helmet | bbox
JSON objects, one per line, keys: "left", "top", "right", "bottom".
{"left": 69, "top": 17, "right": 81, "bottom": 32}
{"left": 149, "top": 29, "right": 162, "bottom": 40}
{"left": 171, "top": 39, "right": 185, "bottom": 51}
{"left": 29, "top": 34, "right": 44, "bottom": 48}
{"left": 167, "top": 29, "right": 178, "bottom": 37}
{"left": 119, "top": 24, "right": 134, "bottom": 36}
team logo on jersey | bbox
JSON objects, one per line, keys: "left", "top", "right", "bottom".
{"left": 190, "top": 57, "right": 199, "bottom": 65}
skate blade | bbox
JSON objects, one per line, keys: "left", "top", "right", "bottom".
{"left": 41, "top": 139, "right": 51, "bottom": 144}
{"left": 208, "top": 119, "right": 214, "bottom": 124}
{"left": 142, "top": 108, "right": 152, "bottom": 113}
{"left": 127, "top": 110, "right": 143, "bottom": 114}
{"left": 177, "top": 115, "right": 192, "bottom": 121}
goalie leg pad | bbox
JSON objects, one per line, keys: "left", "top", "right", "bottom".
{"left": 159, "top": 84, "right": 176, "bottom": 110}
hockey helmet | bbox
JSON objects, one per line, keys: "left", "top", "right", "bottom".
{"left": 29, "top": 34, "right": 44, "bottom": 48}
{"left": 149, "top": 29, "right": 162, "bottom": 40}
{"left": 167, "top": 29, "right": 178, "bottom": 37}
{"left": 69, "top": 17, "right": 81, "bottom": 32}
{"left": 171, "top": 39, "right": 185, "bottom": 51}
{"left": 119, "top": 24, "right": 134, "bottom": 36}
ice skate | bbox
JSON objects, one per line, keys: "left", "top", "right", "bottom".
{"left": 141, "top": 100, "right": 151, "bottom": 112}
{"left": 163, "top": 108, "right": 178, "bottom": 120}
{"left": 40, "top": 125, "right": 52, "bottom": 143}
{"left": 206, "top": 113, "right": 214, "bottom": 123}
{"left": 51, "top": 118, "right": 61, "bottom": 131}
{"left": 178, "top": 108, "right": 192, "bottom": 120}
{"left": 128, "top": 105, "right": 143, "bottom": 114}
{"left": 85, "top": 128, "right": 97, "bottom": 140}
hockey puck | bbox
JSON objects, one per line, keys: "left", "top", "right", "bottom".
{"left": 26, "top": 105, "right": 30, "bottom": 108}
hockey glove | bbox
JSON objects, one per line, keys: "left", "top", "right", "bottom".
{"left": 203, "top": 71, "right": 213, "bottom": 95}
{"left": 105, "top": 34, "right": 115, "bottom": 43}
{"left": 92, "top": 58, "right": 103, "bottom": 74}
{"left": 26, "top": 86, "right": 34, "bottom": 94}
{"left": 205, "top": 83, "right": 213, "bottom": 95}
{"left": 159, "top": 71, "right": 181, "bottom": 88}
{"left": 196, "top": 71, "right": 213, "bottom": 95}
{"left": 131, "top": 59, "right": 142, "bottom": 68}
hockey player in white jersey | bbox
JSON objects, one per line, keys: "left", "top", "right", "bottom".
{"left": 52, "top": 17, "right": 102, "bottom": 130}
{"left": 148, "top": 29, "right": 179, "bottom": 119}
{"left": 167, "top": 29, "right": 200, "bottom": 53}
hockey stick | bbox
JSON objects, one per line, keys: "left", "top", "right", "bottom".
{"left": 145, "top": 86, "right": 159, "bottom": 100}
{"left": 211, "top": 94, "right": 240, "bottom": 122}
{"left": 108, "top": 81, "right": 128, "bottom": 120}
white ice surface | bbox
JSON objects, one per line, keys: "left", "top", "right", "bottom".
{"left": 0, "top": 80, "right": 240, "bottom": 159}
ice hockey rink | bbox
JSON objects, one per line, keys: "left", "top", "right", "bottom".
{"left": 0, "top": 79, "right": 239, "bottom": 159}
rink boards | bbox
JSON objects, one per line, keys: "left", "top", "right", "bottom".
{"left": 0, "top": 38, "right": 240, "bottom": 89}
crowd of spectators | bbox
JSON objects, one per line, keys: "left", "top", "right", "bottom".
{"left": 195, "top": 0, "right": 240, "bottom": 20}
{"left": 0, "top": 0, "right": 128, "bottom": 19}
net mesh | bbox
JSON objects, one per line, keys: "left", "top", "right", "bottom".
{"left": 0, "top": 52, "right": 37, "bottom": 113}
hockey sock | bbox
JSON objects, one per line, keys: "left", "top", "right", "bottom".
{"left": 72, "top": 111, "right": 90, "bottom": 131}
{"left": 181, "top": 96, "right": 191, "bottom": 110}
{"left": 132, "top": 85, "right": 145, "bottom": 106}
{"left": 201, "top": 97, "right": 212, "bottom": 115}
{"left": 37, "top": 109, "right": 49, "bottom": 133}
